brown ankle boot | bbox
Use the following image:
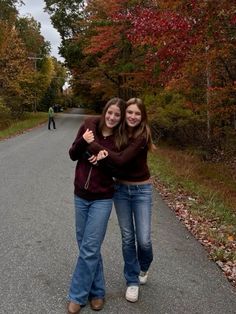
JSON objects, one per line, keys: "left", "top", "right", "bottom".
{"left": 67, "top": 301, "right": 81, "bottom": 314}
{"left": 90, "top": 298, "right": 104, "bottom": 311}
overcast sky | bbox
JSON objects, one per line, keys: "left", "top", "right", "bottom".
{"left": 17, "top": 0, "right": 63, "bottom": 62}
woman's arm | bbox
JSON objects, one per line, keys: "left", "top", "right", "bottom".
{"left": 88, "top": 150, "right": 123, "bottom": 177}
{"left": 84, "top": 116, "right": 100, "bottom": 136}
{"left": 88, "top": 136, "right": 147, "bottom": 165}
{"left": 69, "top": 125, "right": 91, "bottom": 161}
{"left": 83, "top": 115, "right": 147, "bottom": 165}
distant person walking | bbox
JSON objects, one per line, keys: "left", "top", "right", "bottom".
{"left": 48, "top": 106, "right": 56, "bottom": 130}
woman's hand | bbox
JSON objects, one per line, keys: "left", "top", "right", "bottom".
{"left": 83, "top": 129, "right": 94, "bottom": 143}
{"left": 97, "top": 150, "right": 108, "bottom": 161}
{"left": 88, "top": 155, "right": 97, "bottom": 165}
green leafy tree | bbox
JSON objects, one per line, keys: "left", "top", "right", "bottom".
{"left": 39, "top": 58, "right": 67, "bottom": 110}
{"left": 0, "top": 0, "right": 21, "bottom": 22}
{"left": 16, "top": 16, "right": 50, "bottom": 58}
{"left": 44, "top": 0, "right": 86, "bottom": 65}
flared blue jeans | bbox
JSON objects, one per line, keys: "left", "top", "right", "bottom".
{"left": 68, "top": 195, "right": 112, "bottom": 305}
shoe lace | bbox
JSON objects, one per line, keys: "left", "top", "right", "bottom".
{"left": 128, "top": 286, "right": 138, "bottom": 294}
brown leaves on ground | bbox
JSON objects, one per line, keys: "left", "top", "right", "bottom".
{"left": 152, "top": 178, "right": 236, "bottom": 288}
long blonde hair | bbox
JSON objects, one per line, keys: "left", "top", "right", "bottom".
{"left": 119, "top": 98, "right": 154, "bottom": 151}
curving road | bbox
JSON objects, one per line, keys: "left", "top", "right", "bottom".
{"left": 0, "top": 110, "right": 235, "bottom": 314}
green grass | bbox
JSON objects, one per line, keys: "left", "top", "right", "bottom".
{"left": 148, "top": 147, "right": 236, "bottom": 232}
{"left": 0, "top": 112, "right": 48, "bottom": 140}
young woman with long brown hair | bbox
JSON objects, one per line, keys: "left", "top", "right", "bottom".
{"left": 67, "top": 97, "right": 126, "bottom": 314}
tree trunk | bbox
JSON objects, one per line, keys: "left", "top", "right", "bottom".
{"left": 206, "top": 45, "right": 211, "bottom": 140}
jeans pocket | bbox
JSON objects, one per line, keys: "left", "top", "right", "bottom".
{"left": 137, "top": 184, "right": 152, "bottom": 194}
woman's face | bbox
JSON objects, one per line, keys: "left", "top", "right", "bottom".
{"left": 125, "top": 104, "right": 142, "bottom": 128}
{"left": 105, "top": 104, "right": 121, "bottom": 129}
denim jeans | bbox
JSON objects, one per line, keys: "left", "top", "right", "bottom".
{"left": 114, "top": 183, "right": 153, "bottom": 286}
{"left": 68, "top": 195, "right": 113, "bottom": 305}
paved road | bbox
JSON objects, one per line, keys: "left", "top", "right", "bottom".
{"left": 0, "top": 111, "right": 235, "bottom": 314}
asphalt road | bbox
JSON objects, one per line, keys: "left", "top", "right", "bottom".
{"left": 0, "top": 110, "right": 235, "bottom": 314}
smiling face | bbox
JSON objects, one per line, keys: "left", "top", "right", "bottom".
{"left": 104, "top": 104, "right": 121, "bottom": 129}
{"left": 125, "top": 104, "right": 142, "bottom": 128}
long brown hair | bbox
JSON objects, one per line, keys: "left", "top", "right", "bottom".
{"left": 98, "top": 97, "right": 126, "bottom": 149}
{"left": 119, "top": 98, "right": 154, "bottom": 151}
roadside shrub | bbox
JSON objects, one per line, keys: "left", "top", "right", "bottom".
{"left": 145, "top": 90, "right": 204, "bottom": 146}
{"left": 0, "top": 99, "right": 11, "bottom": 130}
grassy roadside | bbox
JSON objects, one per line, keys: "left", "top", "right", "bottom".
{"left": 148, "top": 146, "right": 236, "bottom": 287}
{"left": 0, "top": 112, "right": 48, "bottom": 141}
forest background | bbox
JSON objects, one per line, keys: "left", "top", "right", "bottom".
{"left": 0, "top": 0, "right": 236, "bottom": 287}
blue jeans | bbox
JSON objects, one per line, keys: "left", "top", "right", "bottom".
{"left": 114, "top": 183, "right": 153, "bottom": 286}
{"left": 68, "top": 195, "right": 113, "bottom": 305}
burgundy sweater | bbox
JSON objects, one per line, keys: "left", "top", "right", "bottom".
{"left": 84, "top": 117, "right": 150, "bottom": 182}
{"left": 69, "top": 121, "right": 117, "bottom": 200}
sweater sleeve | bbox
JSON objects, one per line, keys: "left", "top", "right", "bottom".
{"left": 69, "top": 124, "right": 89, "bottom": 161}
{"left": 88, "top": 136, "right": 147, "bottom": 165}
{"left": 84, "top": 116, "right": 100, "bottom": 132}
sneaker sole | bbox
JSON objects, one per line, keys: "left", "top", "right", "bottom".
{"left": 139, "top": 278, "right": 147, "bottom": 285}
{"left": 125, "top": 296, "right": 138, "bottom": 303}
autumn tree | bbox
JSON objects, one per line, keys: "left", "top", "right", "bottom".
{"left": 80, "top": 0, "right": 147, "bottom": 100}
{"left": 0, "top": 24, "right": 33, "bottom": 116}
{"left": 45, "top": 0, "right": 236, "bottom": 153}
{"left": 45, "top": 0, "right": 149, "bottom": 104}
{"left": 0, "top": 2, "right": 64, "bottom": 116}
{"left": 165, "top": 0, "right": 236, "bottom": 147}
{"left": 115, "top": 0, "right": 236, "bottom": 149}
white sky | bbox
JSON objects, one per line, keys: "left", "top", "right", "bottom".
{"left": 17, "top": 0, "right": 63, "bottom": 62}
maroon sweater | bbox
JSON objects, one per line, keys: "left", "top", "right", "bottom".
{"left": 69, "top": 121, "right": 117, "bottom": 200}
{"left": 84, "top": 117, "right": 150, "bottom": 182}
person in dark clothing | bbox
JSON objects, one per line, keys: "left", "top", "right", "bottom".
{"left": 67, "top": 98, "right": 126, "bottom": 314}
{"left": 85, "top": 98, "right": 154, "bottom": 303}
{"left": 48, "top": 106, "right": 56, "bottom": 130}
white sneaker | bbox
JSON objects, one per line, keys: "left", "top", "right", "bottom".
{"left": 125, "top": 285, "right": 139, "bottom": 302}
{"left": 139, "top": 271, "right": 148, "bottom": 285}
